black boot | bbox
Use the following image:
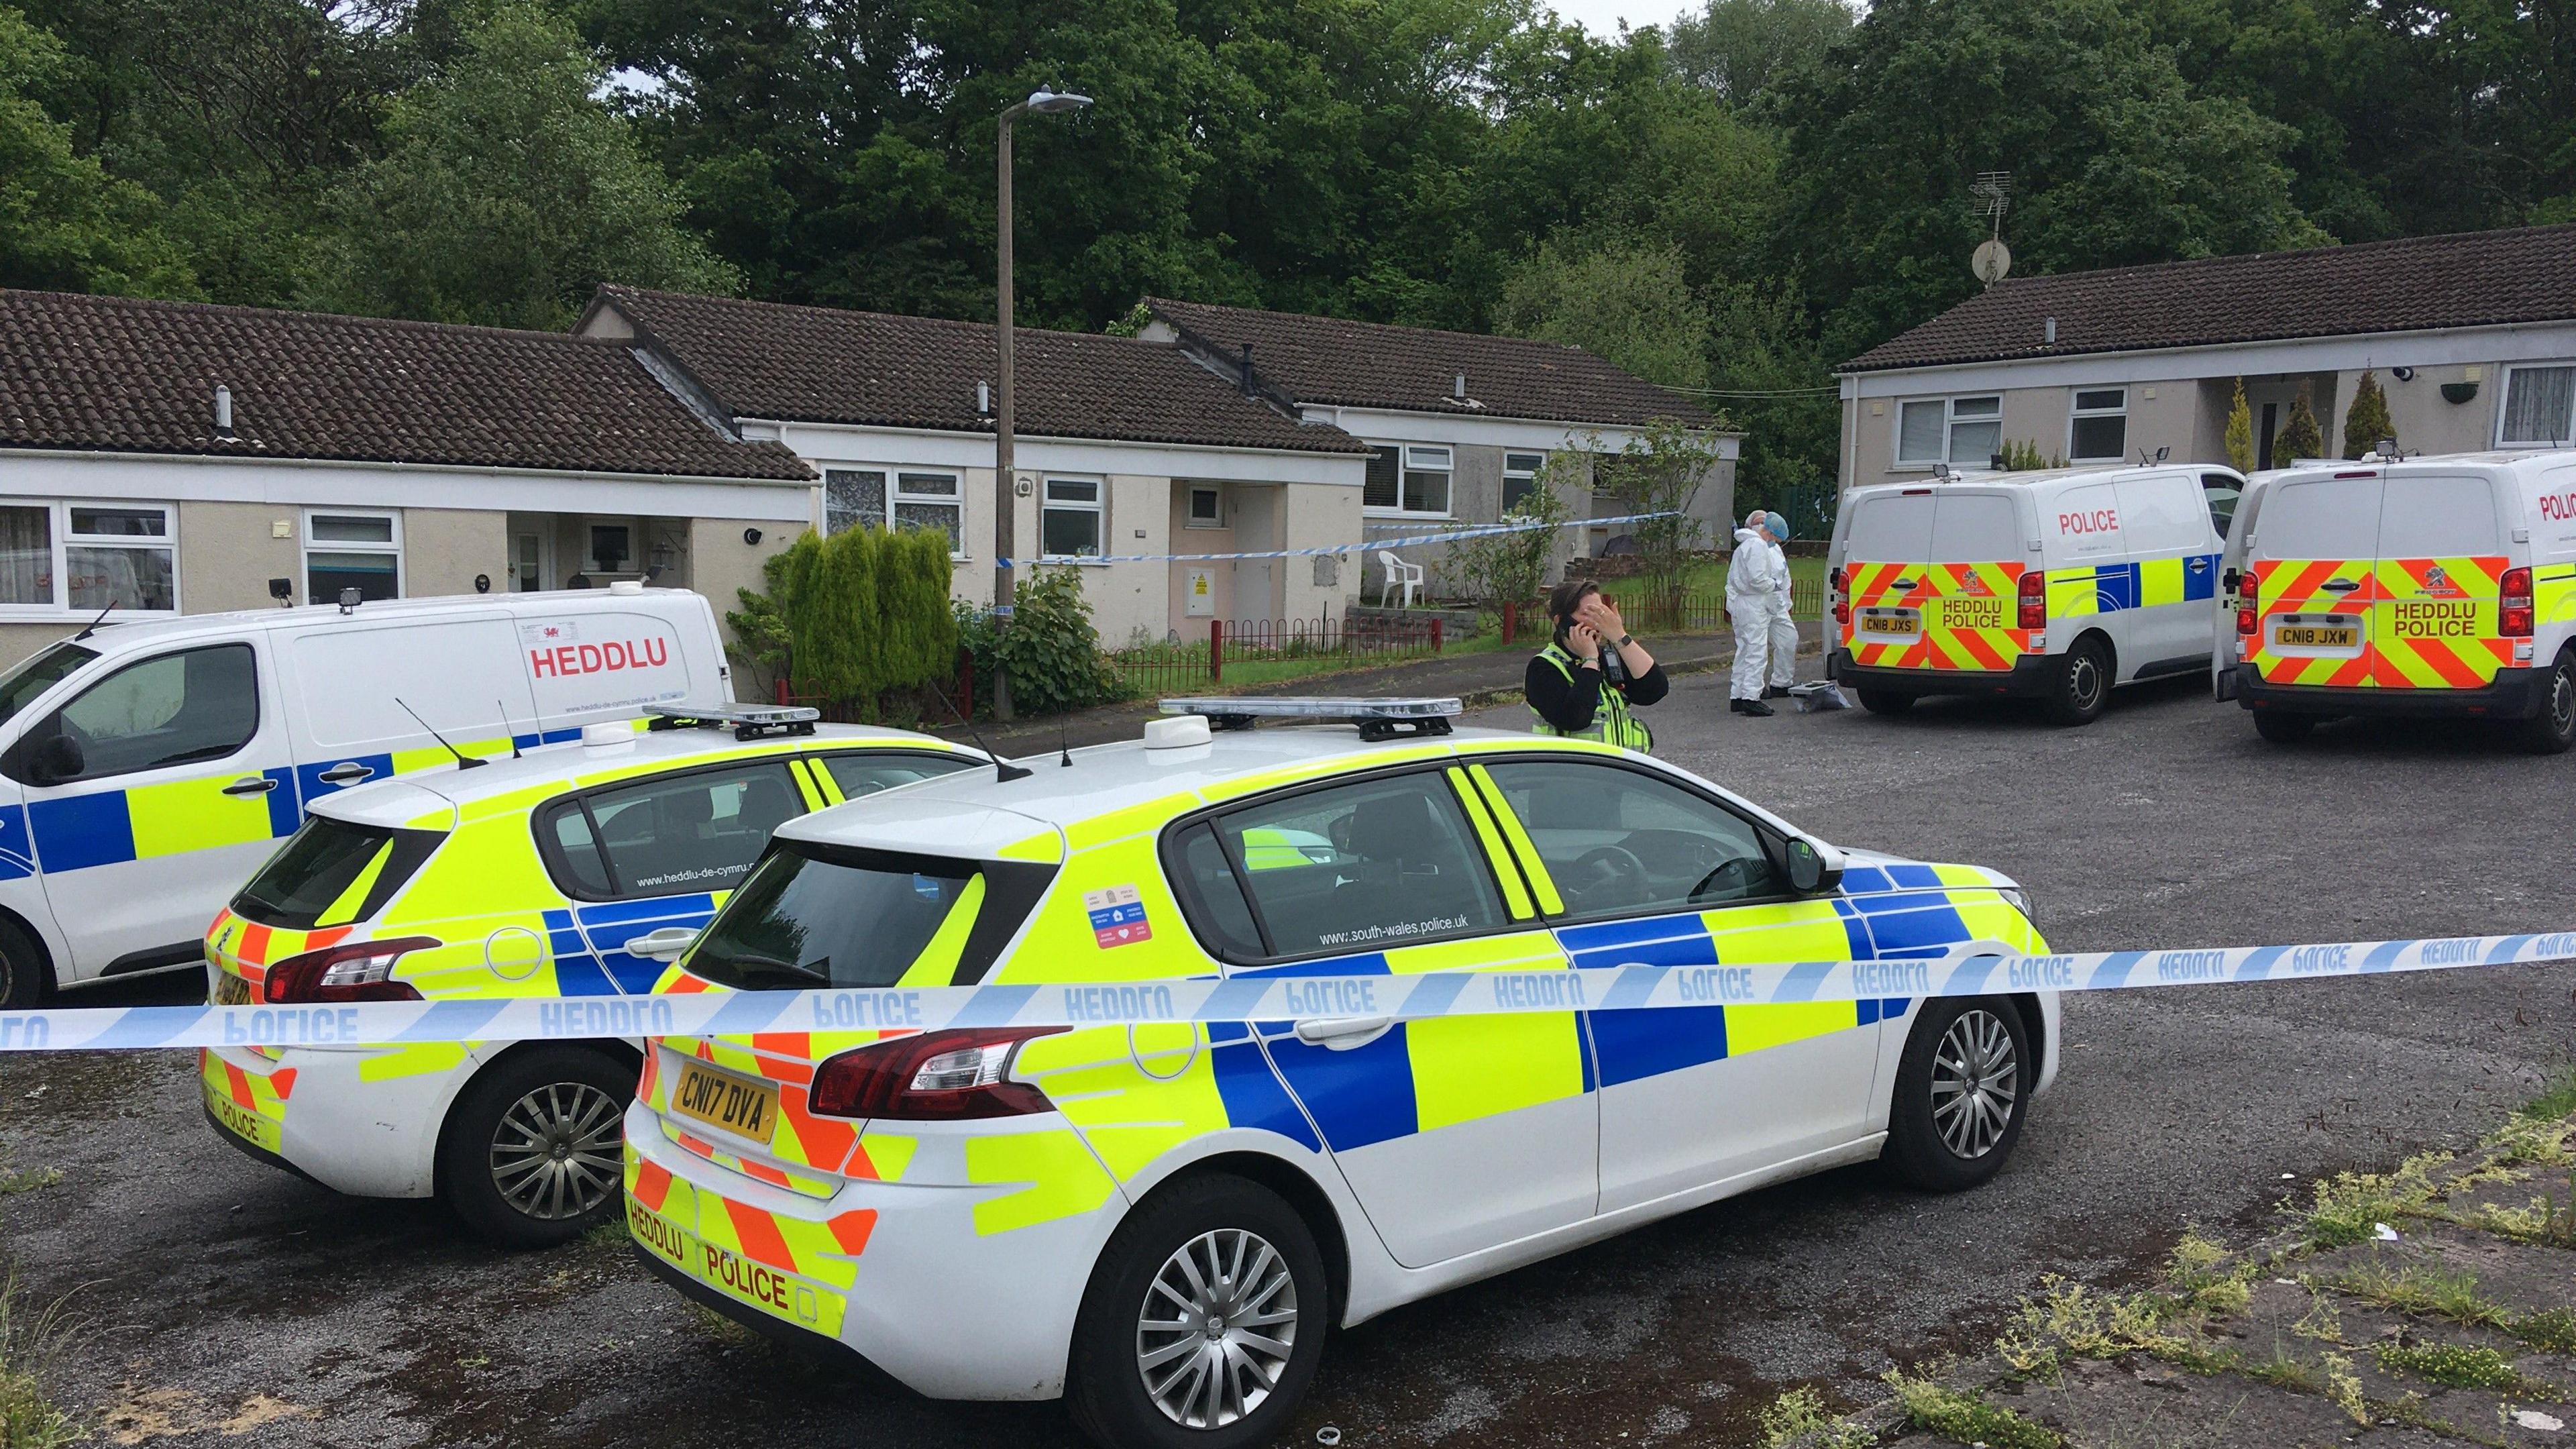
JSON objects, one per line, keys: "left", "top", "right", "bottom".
{"left": 1762, "top": 686, "right": 1792, "bottom": 700}
{"left": 1733, "top": 698, "right": 1775, "bottom": 717}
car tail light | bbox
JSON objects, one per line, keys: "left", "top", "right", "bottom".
{"left": 2016, "top": 570, "right": 2045, "bottom": 630}
{"left": 2237, "top": 568, "right": 2259, "bottom": 637}
{"left": 1829, "top": 567, "right": 1849, "bottom": 628}
{"left": 262, "top": 936, "right": 435, "bottom": 1004}
{"left": 810, "top": 1028, "right": 1069, "bottom": 1121}
{"left": 2502, "top": 566, "right": 2534, "bottom": 638}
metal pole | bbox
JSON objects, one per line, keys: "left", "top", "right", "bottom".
{"left": 990, "top": 103, "right": 1024, "bottom": 721}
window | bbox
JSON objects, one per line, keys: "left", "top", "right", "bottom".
{"left": 824, "top": 469, "right": 887, "bottom": 535}
{"left": 588, "top": 523, "right": 633, "bottom": 575}
{"left": 2500, "top": 364, "right": 2576, "bottom": 447}
{"left": 2200, "top": 473, "right": 2243, "bottom": 539}
{"left": 18, "top": 644, "right": 258, "bottom": 784}
{"left": 815, "top": 751, "right": 976, "bottom": 801}
{"left": 536, "top": 761, "right": 804, "bottom": 900}
{"left": 304, "top": 510, "right": 401, "bottom": 605}
{"left": 1480, "top": 761, "right": 1781, "bottom": 922}
{"left": 2068, "top": 388, "right": 2129, "bottom": 462}
{"left": 684, "top": 846, "right": 1008, "bottom": 990}
{"left": 1041, "top": 477, "right": 1104, "bottom": 558}
{"left": 0, "top": 501, "right": 181, "bottom": 614}
{"left": 234, "top": 818, "right": 440, "bottom": 930}
{"left": 822, "top": 469, "right": 964, "bottom": 554}
{"left": 1503, "top": 451, "right": 1546, "bottom": 514}
{"left": 895, "top": 472, "right": 963, "bottom": 551}
{"left": 1843, "top": 491, "right": 1935, "bottom": 561}
{"left": 1363, "top": 445, "right": 1454, "bottom": 515}
{"left": 1895, "top": 396, "right": 2002, "bottom": 469}
{"left": 1181, "top": 773, "right": 1507, "bottom": 960}
{"left": 1185, "top": 485, "right": 1224, "bottom": 529}
{"left": 0, "top": 643, "right": 95, "bottom": 732}
{"left": 1927, "top": 492, "right": 2021, "bottom": 559}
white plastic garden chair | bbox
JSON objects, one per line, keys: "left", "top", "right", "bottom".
{"left": 1377, "top": 550, "right": 1425, "bottom": 609}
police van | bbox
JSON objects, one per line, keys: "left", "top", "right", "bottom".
{"left": 1827, "top": 463, "right": 2243, "bottom": 724}
{"left": 2218, "top": 449, "right": 2576, "bottom": 751}
{"left": 0, "top": 583, "right": 732, "bottom": 1007}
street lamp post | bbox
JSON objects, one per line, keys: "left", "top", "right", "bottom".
{"left": 991, "top": 87, "right": 1091, "bottom": 722}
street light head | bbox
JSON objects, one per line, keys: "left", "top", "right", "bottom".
{"left": 1026, "top": 89, "right": 1093, "bottom": 114}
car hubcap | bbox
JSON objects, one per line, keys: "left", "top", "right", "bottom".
{"left": 2070, "top": 657, "right": 2100, "bottom": 708}
{"left": 1930, "top": 1010, "right": 2019, "bottom": 1159}
{"left": 1136, "top": 1228, "right": 1298, "bottom": 1429}
{"left": 2553, "top": 670, "right": 2573, "bottom": 733}
{"left": 490, "top": 1081, "right": 623, "bottom": 1220}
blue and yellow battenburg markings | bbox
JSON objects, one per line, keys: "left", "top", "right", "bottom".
{"left": 2046, "top": 554, "right": 2219, "bottom": 617}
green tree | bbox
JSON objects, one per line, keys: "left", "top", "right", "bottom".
{"left": 315, "top": 1, "right": 735, "bottom": 329}
{"left": 1595, "top": 420, "right": 1732, "bottom": 621}
{"left": 2277, "top": 380, "right": 2324, "bottom": 464}
{"left": 1666, "top": 0, "right": 1854, "bottom": 105}
{"left": 2224, "top": 376, "right": 2254, "bottom": 474}
{"left": 2341, "top": 369, "right": 2394, "bottom": 459}
{"left": 1442, "top": 451, "right": 1578, "bottom": 607}
{"left": 1497, "top": 235, "right": 1712, "bottom": 390}
{"left": 0, "top": 5, "right": 193, "bottom": 296}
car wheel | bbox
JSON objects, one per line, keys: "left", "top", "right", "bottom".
{"left": 1857, "top": 688, "right": 1915, "bottom": 716}
{"left": 2252, "top": 710, "right": 2317, "bottom": 745}
{"left": 437, "top": 1047, "right": 634, "bottom": 1248}
{"left": 0, "top": 919, "right": 51, "bottom": 1010}
{"left": 2045, "top": 639, "right": 2110, "bottom": 726}
{"left": 1067, "top": 1175, "right": 1328, "bottom": 1449}
{"left": 1883, "top": 997, "right": 2031, "bottom": 1193}
{"left": 2517, "top": 653, "right": 2576, "bottom": 755}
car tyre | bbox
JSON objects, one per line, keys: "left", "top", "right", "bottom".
{"left": 2517, "top": 652, "right": 2576, "bottom": 755}
{"left": 1067, "top": 1174, "right": 1328, "bottom": 1449}
{"left": 437, "top": 1046, "right": 635, "bottom": 1249}
{"left": 2045, "top": 639, "right": 2110, "bottom": 727}
{"left": 0, "top": 918, "right": 51, "bottom": 1010}
{"left": 1857, "top": 688, "right": 1915, "bottom": 716}
{"left": 1883, "top": 996, "right": 2031, "bottom": 1193}
{"left": 2251, "top": 710, "right": 2317, "bottom": 745}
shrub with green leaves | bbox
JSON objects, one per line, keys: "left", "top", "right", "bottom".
{"left": 729, "top": 526, "right": 960, "bottom": 711}
{"left": 955, "top": 567, "right": 1125, "bottom": 718}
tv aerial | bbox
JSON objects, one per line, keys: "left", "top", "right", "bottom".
{"left": 1970, "top": 170, "right": 2012, "bottom": 286}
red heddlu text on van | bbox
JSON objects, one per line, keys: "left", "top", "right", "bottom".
{"left": 2058, "top": 507, "right": 2121, "bottom": 536}
{"left": 529, "top": 635, "right": 672, "bottom": 678}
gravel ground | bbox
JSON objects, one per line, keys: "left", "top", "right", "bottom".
{"left": 2, "top": 667, "right": 2571, "bottom": 1448}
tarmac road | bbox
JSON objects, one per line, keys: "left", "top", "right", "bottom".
{"left": 3, "top": 669, "right": 2572, "bottom": 1448}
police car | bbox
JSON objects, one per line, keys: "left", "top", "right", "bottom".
{"left": 201, "top": 704, "right": 981, "bottom": 1246}
{"left": 622, "top": 699, "right": 2055, "bottom": 1448}
{"left": 1827, "top": 463, "right": 2243, "bottom": 723}
{"left": 2217, "top": 449, "right": 2576, "bottom": 751}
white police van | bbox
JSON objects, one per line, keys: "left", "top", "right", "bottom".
{"left": 0, "top": 584, "right": 733, "bottom": 1006}
{"left": 1827, "top": 463, "right": 2243, "bottom": 724}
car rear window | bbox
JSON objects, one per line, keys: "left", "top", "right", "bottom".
{"left": 234, "top": 816, "right": 443, "bottom": 929}
{"left": 1844, "top": 492, "right": 1935, "bottom": 561}
{"left": 2254, "top": 478, "right": 2382, "bottom": 560}
{"left": 682, "top": 845, "right": 1053, "bottom": 990}
{"left": 1927, "top": 493, "right": 2021, "bottom": 561}
{"left": 2377, "top": 475, "right": 2503, "bottom": 556}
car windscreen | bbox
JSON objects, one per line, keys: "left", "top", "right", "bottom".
{"left": 0, "top": 642, "right": 95, "bottom": 733}
{"left": 682, "top": 844, "right": 1053, "bottom": 991}
{"left": 234, "top": 816, "right": 443, "bottom": 930}
{"left": 1843, "top": 492, "right": 1935, "bottom": 561}
{"left": 1927, "top": 493, "right": 2021, "bottom": 561}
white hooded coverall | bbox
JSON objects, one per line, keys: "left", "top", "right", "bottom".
{"left": 1726, "top": 527, "right": 1786, "bottom": 700}
{"left": 1760, "top": 533, "right": 1799, "bottom": 690}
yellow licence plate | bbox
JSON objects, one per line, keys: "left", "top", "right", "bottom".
{"left": 2276, "top": 625, "right": 2357, "bottom": 647}
{"left": 1859, "top": 612, "right": 1917, "bottom": 635}
{"left": 213, "top": 972, "right": 254, "bottom": 1006}
{"left": 669, "top": 1060, "right": 780, "bottom": 1145}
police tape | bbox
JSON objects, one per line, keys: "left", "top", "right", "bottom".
{"left": 3, "top": 930, "right": 2573, "bottom": 1053}
{"left": 992, "top": 511, "right": 1681, "bottom": 569}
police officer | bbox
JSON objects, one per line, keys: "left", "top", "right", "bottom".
{"left": 1527, "top": 578, "right": 1666, "bottom": 751}
{"left": 1727, "top": 510, "right": 1789, "bottom": 716}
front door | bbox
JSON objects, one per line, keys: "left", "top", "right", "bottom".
{"left": 511, "top": 517, "right": 555, "bottom": 592}
{"left": 1465, "top": 757, "right": 1880, "bottom": 1212}
{"left": 1205, "top": 767, "right": 1599, "bottom": 1268}
{"left": 19, "top": 641, "right": 296, "bottom": 978}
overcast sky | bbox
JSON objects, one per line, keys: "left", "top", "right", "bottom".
{"left": 1544, "top": 0, "right": 1695, "bottom": 38}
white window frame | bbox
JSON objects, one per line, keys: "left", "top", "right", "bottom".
{"left": 1894, "top": 395, "right": 2004, "bottom": 470}
{"left": 0, "top": 499, "right": 180, "bottom": 621}
{"left": 1364, "top": 443, "right": 1454, "bottom": 519}
{"left": 2496, "top": 362, "right": 2576, "bottom": 449}
{"left": 1038, "top": 476, "right": 1107, "bottom": 561}
{"left": 820, "top": 467, "right": 968, "bottom": 559}
{"left": 301, "top": 508, "right": 405, "bottom": 606}
{"left": 1502, "top": 451, "right": 1546, "bottom": 515}
{"left": 1185, "top": 484, "right": 1226, "bottom": 529}
{"left": 2066, "top": 388, "right": 2130, "bottom": 463}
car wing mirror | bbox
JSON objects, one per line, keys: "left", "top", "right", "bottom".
{"left": 1785, "top": 836, "right": 1843, "bottom": 895}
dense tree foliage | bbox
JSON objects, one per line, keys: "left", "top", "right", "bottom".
{"left": 5, "top": 0, "right": 2571, "bottom": 508}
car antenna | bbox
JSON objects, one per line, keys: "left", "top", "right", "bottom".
{"left": 70, "top": 596, "right": 115, "bottom": 641}
{"left": 1059, "top": 720, "right": 1073, "bottom": 767}
{"left": 927, "top": 680, "right": 1031, "bottom": 783}
{"left": 395, "top": 697, "right": 488, "bottom": 771}
{"left": 497, "top": 699, "right": 523, "bottom": 759}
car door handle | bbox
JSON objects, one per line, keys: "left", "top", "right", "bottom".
{"left": 1293, "top": 1016, "right": 1394, "bottom": 1050}
{"left": 625, "top": 926, "right": 701, "bottom": 963}
{"left": 317, "top": 761, "right": 375, "bottom": 786}
{"left": 2318, "top": 579, "right": 2361, "bottom": 592}
{"left": 220, "top": 775, "right": 278, "bottom": 796}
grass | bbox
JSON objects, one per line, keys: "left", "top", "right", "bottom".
{"left": 0, "top": 1276, "right": 80, "bottom": 1449}
{"left": 2520, "top": 1065, "right": 2576, "bottom": 1126}
{"left": 2328, "top": 1261, "right": 2516, "bottom": 1330}
{"left": 1755, "top": 1386, "right": 1875, "bottom": 1449}
{"left": 1884, "top": 1372, "right": 2061, "bottom": 1449}
{"left": 0, "top": 1170, "right": 57, "bottom": 1198}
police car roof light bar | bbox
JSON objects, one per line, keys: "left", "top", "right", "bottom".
{"left": 643, "top": 702, "right": 820, "bottom": 741}
{"left": 1157, "top": 696, "right": 1463, "bottom": 742}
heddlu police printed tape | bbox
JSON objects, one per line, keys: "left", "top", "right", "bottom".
{"left": 3, "top": 930, "right": 2574, "bottom": 1054}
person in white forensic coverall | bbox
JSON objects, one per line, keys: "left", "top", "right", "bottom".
{"left": 1758, "top": 510, "right": 1801, "bottom": 700}
{"left": 1727, "top": 511, "right": 1789, "bottom": 716}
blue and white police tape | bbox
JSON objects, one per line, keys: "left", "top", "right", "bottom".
{"left": 994, "top": 511, "right": 1680, "bottom": 570}
{"left": 3, "top": 930, "right": 2572, "bottom": 1053}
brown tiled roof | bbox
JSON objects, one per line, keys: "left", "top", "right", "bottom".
{"left": 0, "top": 288, "right": 813, "bottom": 481}
{"left": 591, "top": 287, "right": 1372, "bottom": 456}
{"left": 1142, "top": 297, "right": 1713, "bottom": 428}
{"left": 1845, "top": 222, "right": 2576, "bottom": 374}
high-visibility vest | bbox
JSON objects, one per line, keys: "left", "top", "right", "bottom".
{"left": 1528, "top": 643, "right": 1654, "bottom": 752}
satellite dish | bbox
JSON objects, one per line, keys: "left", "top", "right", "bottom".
{"left": 1972, "top": 238, "right": 2012, "bottom": 287}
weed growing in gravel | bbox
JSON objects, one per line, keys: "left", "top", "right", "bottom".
{"left": 2319, "top": 1352, "right": 2369, "bottom": 1426}
{"left": 2291, "top": 1289, "right": 2345, "bottom": 1343}
{"left": 2376, "top": 1340, "right": 2553, "bottom": 1395}
{"left": 1883, "top": 1373, "right": 2060, "bottom": 1449}
{"left": 0, "top": 1168, "right": 57, "bottom": 1197}
{"left": 1994, "top": 1275, "right": 2174, "bottom": 1377}
{"left": 2238, "top": 1346, "right": 2320, "bottom": 1392}
{"left": 0, "top": 1275, "right": 80, "bottom": 1449}
{"left": 1755, "top": 1387, "right": 1874, "bottom": 1449}
{"left": 581, "top": 1217, "right": 631, "bottom": 1250}
{"left": 2484, "top": 1110, "right": 2573, "bottom": 1169}
{"left": 2302, "top": 1153, "right": 2447, "bottom": 1248}
{"left": 2162, "top": 1228, "right": 2254, "bottom": 1315}
{"left": 2462, "top": 1186, "right": 2576, "bottom": 1248}
{"left": 2328, "top": 1260, "right": 2515, "bottom": 1329}
{"left": 2513, "top": 1307, "right": 2576, "bottom": 1356}
{"left": 2519, "top": 1066, "right": 2576, "bottom": 1125}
